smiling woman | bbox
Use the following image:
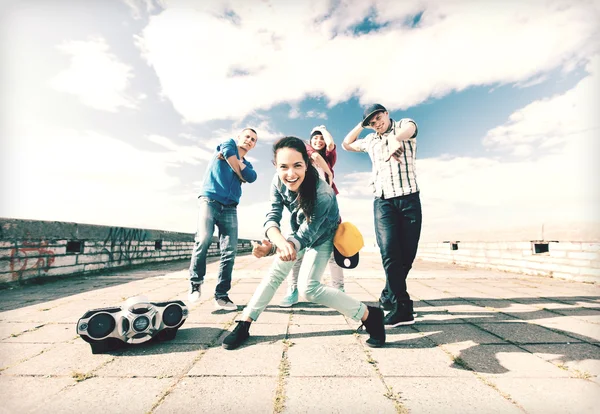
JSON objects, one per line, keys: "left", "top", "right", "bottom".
{"left": 221, "top": 136, "right": 386, "bottom": 351}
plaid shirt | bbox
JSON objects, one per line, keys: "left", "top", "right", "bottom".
{"left": 357, "top": 118, "right": 419, "bottom": 199}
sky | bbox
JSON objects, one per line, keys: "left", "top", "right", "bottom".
{"left": 1, "top": 0, "right": 599, "bottom": 245}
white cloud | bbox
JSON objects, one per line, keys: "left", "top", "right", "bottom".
{"left": 0, "top": 125, "right": 198, "bottom": 233}
{"left": 336, "top": 56, "right": 600, "bottom": 241}
{"left": 288, "top": 107, "right": 328, "bottom": 120}
{"left": 135, "top": 0, "right": 599, "bottom": 123}
{"left": 50, "top": 37, "right": 138, "bottom": 112}
{"left": 122, "top": 0, "right": 165, "bottom": 20}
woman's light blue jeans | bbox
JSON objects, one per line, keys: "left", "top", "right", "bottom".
{"left": 242, "top": 238, "right": 366, "bottom": 322}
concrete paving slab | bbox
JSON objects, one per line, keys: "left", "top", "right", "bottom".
{"left": 523, "top": 343, "right": 600, "bottom": 382}
{"left": 490, "top": 378, "right": 600, "bottom": 414}
{"left": 370, "top": 339, "right": 474, "bottom": 378}
{"left": 0, "top": 321, "right": 41, "bottom": 339}
{"left": 188, "top": 324, "right": 287, "bottom": 376}
{"left": 384, "top": 376, "right": 522, "bottom": 414}
{"left": 285, "top": 377, "right": 396, "bottom": 413}
{"left": 252, "top": 307, "right": 296, "bottom": 324}
{"left": 533, "top": 317, "right": 600, "bottom": 342}
{"left": 287, "top": 323, "right": 358, "bottom": 345}
{"left": 2, "top": 342, "right": 113, "bottom": 376}
{"left": 3, "top": 322, "right": 76, "bottom": 343}
{"left": 1, "top": 253, "right": 598, "bottom": 413}
{"left": 415, "top": 323, "right": 507, "bottom": 345}
{"left": 476, "top": 321, "right": 581, "bottom": 344}
{"left": 39, "top": 377, "right": 172, "bottom": 414}
{"left": 94, "top": 343, "right": 202, "bottom": 378}
{"left": 169, "top": 323, "right": 225, "bottom": 345}
{"left": 443, "top": 343, "right": 572, "bottom": 377}
{"left": 185, "top": 309, "right": 238, "bottom": 324}
{"left": 0, "top": 375, "right": 75, "bottom": 414}
{"left": 155, "top": 376, "right": 278, "bottom": 413}
{"left": 0, "top": 342, "right": 51, "bottom": 370}
{"left": 290, "top": 310, "right": 348, "bottom": 325}
{"left": 287, "top": 340, "right": 374, "bottom": 377}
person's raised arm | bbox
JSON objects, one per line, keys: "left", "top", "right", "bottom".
{"left": 310, "top": 153, "right": 333, "bottom": 186}
{"left": 219, "top": 139, "right": 247, "bottom": 182}
{"left": 319, "top": 126, "right": 335, "bottom": 152}
{"left": 342, "top": 122, "right": 364, "bottom": 152}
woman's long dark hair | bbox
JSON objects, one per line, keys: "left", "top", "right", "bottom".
{"left": 273, "top": 136, "right": 320, "bottom": 222}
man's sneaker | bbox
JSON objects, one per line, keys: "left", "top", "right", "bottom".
{"left": 222, "top": 320, "right": 251, "bottom": 350}
{"left": 384, "top": 300, "right": 415, "bottom": 327}
{"left": 188, "top": 282, "right": 201, "bottom": 302}
{"left": 280, "top": 288, "right": 299, "bottom": 307}
{"left": 214, "top": 297, "right": 237, "bottom": 311}
{"left": 359, "top": 306, "right": 386, "bottom": 348}
{"left": 379, "top": 299, "right": 394, "bottom": 311}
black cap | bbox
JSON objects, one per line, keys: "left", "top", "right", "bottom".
{"left": 362, "top": 103, "right": 387, "bottom": 127}
{"left": 333, "top": 246, "right": 359, "bottom": 269}
{"left": 310, "top": 130, "right": 323, "bottom": 137}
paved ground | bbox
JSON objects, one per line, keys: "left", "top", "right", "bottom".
{"left": 0, "top": 252, "right": 599, "bottom": 414}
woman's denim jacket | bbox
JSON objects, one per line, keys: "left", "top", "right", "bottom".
{"left": 264, "top": 174, "right": 340, "bottom": 252}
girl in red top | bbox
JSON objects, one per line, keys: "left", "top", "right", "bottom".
{"left": 280, "top": 125, "right": 345, "bottom": 307}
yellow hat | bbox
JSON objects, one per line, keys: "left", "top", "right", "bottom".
{"left": 333, "top": 222, "right": 364, "bottom": 269}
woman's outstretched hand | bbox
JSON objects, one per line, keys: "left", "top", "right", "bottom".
{"left": 251, "top": 239, "right": 272, "bottom": 258}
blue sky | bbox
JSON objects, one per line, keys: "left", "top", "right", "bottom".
{"left": 1, "top": 0, "right": 599, "bottom": 244}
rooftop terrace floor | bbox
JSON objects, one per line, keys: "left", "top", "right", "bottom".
{"left": 1, "top": 252, "right": 599, "bottom": 413}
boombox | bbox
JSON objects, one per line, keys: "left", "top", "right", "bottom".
{"left": 76, "top": 296, "right": 188, "bottom": 354}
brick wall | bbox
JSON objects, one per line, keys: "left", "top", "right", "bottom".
{"left": 0, "top": 218, "right": 253, "bottom": 286}
{"left": 417, "top": 241, "right": 600, "bottom": 282}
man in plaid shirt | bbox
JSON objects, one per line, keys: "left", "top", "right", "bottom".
{"left": 342, "top": 103, "right": 422, "bottom": 327}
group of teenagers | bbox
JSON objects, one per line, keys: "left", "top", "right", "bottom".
{"left": 187, "top": 103, "right": 422, "bottom": 350}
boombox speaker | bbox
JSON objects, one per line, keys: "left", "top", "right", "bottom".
{"left": 76, "top": 296, "right": 188, "bottom": 354}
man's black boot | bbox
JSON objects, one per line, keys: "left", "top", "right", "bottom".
{"left": 383, "top": 300, "right": 415, "bottom": 327}
{"left": 222, "top": 320, "right": 251, "bottom": 350}
{"left": 362, "top": 306, "right": 386, "bottom": 348}
{"left": 379, "top": 298, "right": 394, "bottom": 311}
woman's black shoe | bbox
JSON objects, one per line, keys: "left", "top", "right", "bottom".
{"left": 361, "top": 306, "right": 386, "bottom": 348}
{"left": 222, "top": 320, "right": 251, "bottom": 350}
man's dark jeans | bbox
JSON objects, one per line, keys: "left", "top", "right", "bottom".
{"left": 374, "top": 192, "right": 422, "bottom": 304}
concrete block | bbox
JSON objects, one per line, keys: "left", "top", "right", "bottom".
{"left": 76, "top": 253, "right": 104, "bottom": 264}
{"left": 581, "top": 242, "right": 600, "bottom": 252}
{"left": 549, "top": 249, "right": 567, "bottom": 258}
{"left": 580, "top": 267, "right": 600, "bottom": 277}
{"left": 0, "top": 247, "right": 15, "bottom": 259}
{"left": 568, "top": 251, "right": 599, "bottom": 261}
{"left": 44, "top": 264, "right": 85, "bottom": 277}
{"left": 512, "top": 241, "right": 533, "bottom": 250}
{"left": 83, "top": 263, "right": 110, "bottom": 272}
{"left": 49, "top": 254, "right": 78, "bottom": 267}
{"left": 550, "top": 242, "right": 583, "bottom": 251}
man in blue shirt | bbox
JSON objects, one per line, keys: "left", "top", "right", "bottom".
{"left": 188, "top": 128, "right": 258, "bottom": 310}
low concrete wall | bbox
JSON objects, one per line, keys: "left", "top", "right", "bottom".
{"left": 0, "top": 218, "right": 253, "bottom": 286}
{"left": 417, "top": 240, "right": 600, "bottom": 282}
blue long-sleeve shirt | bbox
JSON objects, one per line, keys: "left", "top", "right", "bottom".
{"left": 199, "top": 138, "right": 257, "bottom": 205}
